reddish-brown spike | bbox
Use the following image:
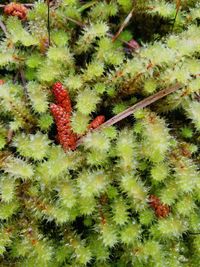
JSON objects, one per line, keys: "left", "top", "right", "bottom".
{"left": 52, "top": 82, "right": 72, "bottom": 113}
{"left": 155, "top": 204, "right": 170, "bottom": 218}
{"left": 148, "top": 194, "right": 170, "bottom": 219}
{"left": 88, "top": 115, "right": 105, "bottom": 130}
{"left": 148, "top": 194, "right": 161, "bottom": 209}
{"left": 50, "top": 104, "right": 77, "bottom": 151}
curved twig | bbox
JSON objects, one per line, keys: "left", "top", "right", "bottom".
{"left": 112, "top": 4, "right": 136, "bottom": 42}
{"left": 64, "top": 17, "right": 139, "bottom": 49}
{"left": 19, "top": 69, "right": 29, "bottom": 101}
{"left": 0, "top": 19, "right": 8, "bottom": 35}
{"left": 47, "top": 0, "right": 51, "bottom": 46}
{"left": 0, "top": 4, "right": 34, "bottom": 8}
{"left": 77, "top": 83, "right": 182, "bottom": 146}
{"left": 102, "top": 83, "right": 182, "bottom": 127}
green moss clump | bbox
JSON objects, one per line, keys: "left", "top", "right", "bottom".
{"left": 0, "top": 1, "right": 199, "bottom": 266}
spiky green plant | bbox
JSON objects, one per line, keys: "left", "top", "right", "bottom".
{"left": 0, "top": 1, "right": 199, "bottom": 266}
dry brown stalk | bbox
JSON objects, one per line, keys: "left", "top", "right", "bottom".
{"left": 77, "top": 83, "right": 182, "bottom": 146}
{"left": 0, "top": 4, "right": 34, "bottom": 8}
{"left": 0, "top": 19, "right": 8, "bottom": 35}
{"left": 101, "top": 83, "right": 182, "bottom": 127}
{"left": 112, "top": 5, "right": 136, "bottom": 42}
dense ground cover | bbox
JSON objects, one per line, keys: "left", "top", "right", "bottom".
{"left": 0, "top": 1, "right": 199, "bottom": 266}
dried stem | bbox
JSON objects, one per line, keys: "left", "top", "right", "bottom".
{"left": 172, "top": 0, "right": 181, "bottom": 30}
{"left": 66, "top": 16, "right": 85, "bottom": 27}
{"left": 0, "top": 2, "right": 134, "bottom": 49}
{"left": 101, "top": 83, "right": 182, "bottom": 127}
{"left": 7, "top": 129, "right": 14, "bottom": 144}
{"left": 65, "top": 17, "right": 138, "bottom": 49}
{"left": 13, "top": 72, "right": 19, "bottom": 84}
{"left": 19, "top": 69, "right": 28, "bottom": 101}
{"left": 112, "top": 4, "right": 136, "bottom": 42}
{"left": 107, "top": 33, "right": 139, "bottom": 50}
{"left": 78, "top": 1, "right": 97, "bottom": 12}
{"left": 47, "top": 0, "right": 51, "bottom": 47}
{"left": 77, "top": 83, "right": 182, "bottom": 146}
{"left": 0, "top": 18, "right": 8, "bottom": 35}
{"left": 0, "top": 4, "right": 34, "bottom": 8}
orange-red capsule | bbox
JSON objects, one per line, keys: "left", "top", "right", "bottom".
{"left": 88, "top": 115, "right": 105, "bottom": 130}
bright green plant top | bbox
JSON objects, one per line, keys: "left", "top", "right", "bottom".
{"left": 0, "top": 1, "right": 199, "bottom": 266}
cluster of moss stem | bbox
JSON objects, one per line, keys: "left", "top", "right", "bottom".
{"left": 0, "top": 1, "right": 199, "bottom": 266}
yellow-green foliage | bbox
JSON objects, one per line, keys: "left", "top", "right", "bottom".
{"left": 0, "top": 0, "right": 199, "bottom": 266}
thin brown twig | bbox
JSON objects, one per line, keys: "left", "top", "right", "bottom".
{"left": 65, "top": 16, "right": 139, "bottom": 50}
{"left": 66, "top": 16, "right": 85, "bottom": 27}
{"left": 0, "top": 3, "right": 134, "bottom": 48}
{"left": 7, "top": 129, "right": 14, "bottom": 144}
{"left": 101, "top": 83, "right": 182, "bottom": 127}
{"left": 19, "top": 69, "right": 28, "bottom": 100}
{"left": 47, "top": 0, "right": 51, "bottom": 46}
{"left": 0, "top": 2, "right": 135, "bottom": 49}
{"left": 77, "top": 83, "right": 182, "bottom": 146}
{"left": 0, "top": 18, "right": 8, "bottom": 35}
{"left": 13, "top": 72, "right": 19, "bottom": 84}
{"left": 0, "top": 4, "right": 34, "bottom": 8}
{"left": 107, "top": 33, "right": 140, "bottom": 51}
{"left": 112, "top": 5, "right": 135, "bottom": 42}
{"left": 78, "top": 0, "right": 97, "bottom": 12}
{"left": 172, "top": 0, "right": 181, "bottom": 31}
{"left": 20, "top": 3, "right": 34, "bottom": 7}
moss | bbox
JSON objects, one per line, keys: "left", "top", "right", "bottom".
{"left": 0, "top": 1, "right": 199, "bottom": 266}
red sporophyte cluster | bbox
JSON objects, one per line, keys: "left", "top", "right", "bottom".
{"left": 0, "top": 80, "right": 5, "bottom": 85}
{"left": 50, "top": 104, "right": 77, "bottom": 151}
{"left": 52, "top": 82, "right": 72, "bottom": 113}
{"left": 50, "top": 82, "right": 77, "bottom": 151}
{"left": 149, "top": 195, "right": 170, "bottom": 218}
{"left": 4, "top": 3, "right": 28, "bottom": 20}
{"left": 88, "top": 115, "right": 105, "bottom": 130}
{"left": 50, "top": 82, "right": 105, "bottom": 151}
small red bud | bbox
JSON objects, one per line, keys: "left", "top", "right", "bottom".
{"left": 88, "top": 115, "right": 105, "bottom": 130}
{"left": 148, "top": 195, "right": 170, "bottom": 218}
{"left": 4, "top": 3, "right": 28, "bottom": 20}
